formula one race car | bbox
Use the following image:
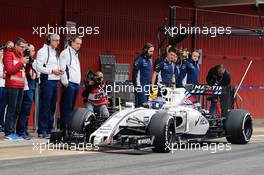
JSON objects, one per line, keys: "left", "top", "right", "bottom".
{"left": 50, "top": 84, "right": 253, "bottom": 153}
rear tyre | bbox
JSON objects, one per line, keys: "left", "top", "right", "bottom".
{"left": 148, "top": 112, "right": 175, "bottom": 153}
{"left": 225, "top": 109, "right": 253, "bottom": 144}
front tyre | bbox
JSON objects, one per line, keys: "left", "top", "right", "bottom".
{"left": 148, "top": 112, "right": 175, "bottom": 153}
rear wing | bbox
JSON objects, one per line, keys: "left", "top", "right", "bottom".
{"left": 185, "top": 84, "right": 223, "bottom": 96}
{"left": 185, "top": 84, "right": 235, "bottom": 118}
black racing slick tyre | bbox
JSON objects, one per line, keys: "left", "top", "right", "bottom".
{"left": 68, "top": 108, "right": 95, "bottom": 133}
{"left": 148, "top": 112, "right": 175, "bottom": 153}
{"left": 225, "top": 109, "right": 253, "bottom": 144}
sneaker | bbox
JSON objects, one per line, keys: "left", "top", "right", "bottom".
{"left": 44, "top": 133, "right": 51, "bottom": 139}
{"left": 38, "top": 132, "right": 50, "bottom": 139}
{"left": 12, "top": 134, "right": 24, "bottom": 141}
{"left": 19, "top": 133, "right": 31, "bottom": 140}
{"left": 38, "top": 133, "right": 45, "bottom": 139}
{"left": 4, "top": 134, "right": 22, "bottom": 141}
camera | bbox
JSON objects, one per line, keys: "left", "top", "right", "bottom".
{"left": 85, "top": 70, "right": 102, "bottom": 86}
{"left": 0, "top": 44, "right": 7, "bottom": 51}
{"left": 23, "top": 48, "right": 33, "bottom": 64}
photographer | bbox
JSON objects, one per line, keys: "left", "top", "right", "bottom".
{"left": 35, "top": 33, "right": 62, "bottom": 139}
{"left": 0, "top": 41, "right": 14, "bottom": 132}
{"left": 3, "top": 38, "right": 29, "bottom": 141}
{"left": 59, "top": 35, "right": 82, "bottom": 131}
{"left": 82, "top": 71, "right": 109, "bottom": 118}
{"left": 16, "top": 44, "right": 36, "bottom": 140}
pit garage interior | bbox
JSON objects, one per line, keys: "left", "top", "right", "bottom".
{"left": 0, "top": 0, "right": 263, "bottom": 129}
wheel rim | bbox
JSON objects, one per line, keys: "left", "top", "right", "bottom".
{"left": 243, "top": 115, "right": 253, "bottom": 141}
{"left": 166, "top": 121, "right": 175, "bottom": 145}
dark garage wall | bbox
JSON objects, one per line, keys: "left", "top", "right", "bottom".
{"left": 0, "top": 0, "right": 263, "bottom": 125}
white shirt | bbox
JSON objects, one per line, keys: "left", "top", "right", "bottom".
{"left": 60, "top": 46, "right": 81, "bottom": 86}
{"left": 35, "top": 44, "right": 60, "bottom": 80}
{"left": 0, "top": 60, "right": 5, "bottom": 87}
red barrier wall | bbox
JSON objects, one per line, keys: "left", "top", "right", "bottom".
{"left": 0, "top": 0, "right": 263, "bottom": 129}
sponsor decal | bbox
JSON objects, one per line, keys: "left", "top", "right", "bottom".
{"left": 195, "top": 116, "right": 208, "bottom": 126}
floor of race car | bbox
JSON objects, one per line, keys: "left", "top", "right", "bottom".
{"left": 0, "top": 119, "right": 263, "bottom": 175}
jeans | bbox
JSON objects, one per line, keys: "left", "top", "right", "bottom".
{"left": 4, "top": 88, "right": 24, "bottom": 136}
{"left": 0, "top": 87, "right": 7, "bottom": 127}
{"left": 60, "top": 82, "right": 80, "bottom": 130}
{"left": 16, "top": 86, "right": 35, "bottom": 136}
{"left": 85, "top": 102, "right": 109, "bottom": 118}
{"left": 209, "top": 96, "right": 218, "bottom": 114}
{"left": 38, "top": 75, "right": 58, "bottom": 135}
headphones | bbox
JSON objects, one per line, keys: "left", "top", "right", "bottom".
{"left": 67, "top": 35, "right": 81, "bottom": 47}
{"left": 45, "top": 33, "right": 60, "bottom": 45}
{"left": 45, "top": 34, "right": 52, "bottom": 45}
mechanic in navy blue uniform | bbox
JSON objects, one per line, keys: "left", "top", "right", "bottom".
{"left": 206, "top": 64, "right": 231, "bottom": 114}
{"left": 132, "top": 43, "right": 154, "bottom": 107}
{"left": 151, "top": 46, "right": 178, "bottom": 87}
{"left": 178, "top": 50, "right": 200, "bottom": 87}
{"left": 152, "top": 45, "right": 172, "bottom": 86}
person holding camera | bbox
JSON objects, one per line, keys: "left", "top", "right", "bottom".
{"left": 16, "top": 44, "right": 36, "bottom": 140}
{"left": 0, "top": 41, "right": 14, "bottom": 132}
{"left": 3, "top": 38, "right": 29, "bottom": 141}
{"left": 35, "top": 33, "right": 63, "bottom": 139}
{"left": 59, "top": 35, "right": 82, "bottom": 131}
{"left": 82, "top": 71, "right": 109, "bottom": 118}
{"left": 178, "top": 50, "right": 200, "bottom": 87}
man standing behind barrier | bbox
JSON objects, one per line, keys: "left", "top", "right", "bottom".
{"left": 60, "top": 35, "right": 82, "bottom": 132}
{"left": 3, "top": 38, "right": 29, "bottom": 141}
{"left": 16, "top": 44, "right": 36, "bottom": 140}
{"left": 35, "top": 34, "right": 63, "bottom": 139}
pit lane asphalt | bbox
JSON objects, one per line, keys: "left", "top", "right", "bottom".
{"left": 0, "top": 139, "right": 263, "bottom": 175}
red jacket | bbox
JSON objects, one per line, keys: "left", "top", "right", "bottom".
{"left": 3, "top": 48, "right": 25, "bottom": 89}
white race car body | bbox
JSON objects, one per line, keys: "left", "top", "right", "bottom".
{"left": 90, "top": 88, "right": 210, "bottom": 146}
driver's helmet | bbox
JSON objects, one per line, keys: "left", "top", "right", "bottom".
{"left": 149, "top": 97, "right": 166, "bottom": 109}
